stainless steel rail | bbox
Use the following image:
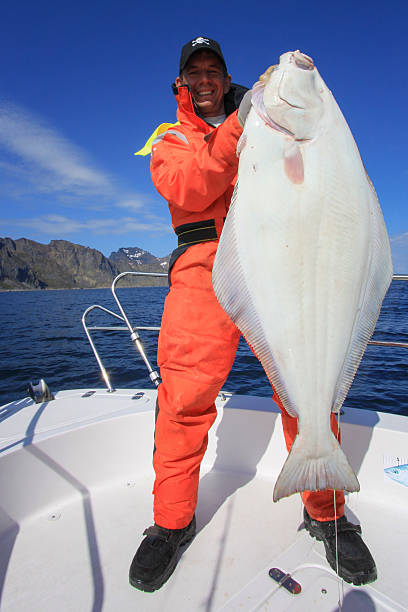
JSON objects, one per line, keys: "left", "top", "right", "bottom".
{"left": 82, "top": 305, "right": 123, "bottom": 392}
{"left": 111, "top": 272, "right": 166, "bottom": 387}
{"left": 82, "top": 272, "right": 167, "bottom": 392}
{"left": 82, "top": 272, "right": 407, "bottom": 392}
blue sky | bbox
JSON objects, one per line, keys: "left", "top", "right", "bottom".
{"left": 1, "top": 0, "right": 407, "bottom": 271}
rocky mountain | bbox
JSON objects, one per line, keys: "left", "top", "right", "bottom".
{"left": 0, "top": 238, "right": 170, "bottom": 290}
{"left": 109, "top": 247, "right": 170, "bottom": 273}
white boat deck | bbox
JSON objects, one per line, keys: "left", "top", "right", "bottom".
{"left": 0, "top": 389, "right": 407, "bottom": 611}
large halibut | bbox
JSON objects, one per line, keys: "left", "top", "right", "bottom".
{"left": 212, "top": 51, "right": 393, "bottom": 502}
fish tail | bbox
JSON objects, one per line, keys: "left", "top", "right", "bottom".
{"left": 273, "top": 434, "right": 360, "bottom": 502}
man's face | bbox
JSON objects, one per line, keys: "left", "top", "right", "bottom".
{"left": 176, "top": 50, "right": 231, "bottom": 117}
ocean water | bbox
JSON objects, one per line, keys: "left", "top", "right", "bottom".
{"left": 0, "top": 280, "right": 407, "bottom": 415}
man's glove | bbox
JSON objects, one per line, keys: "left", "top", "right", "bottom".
{"left": 237, "top": 90, "right": 252, "bottom": 127}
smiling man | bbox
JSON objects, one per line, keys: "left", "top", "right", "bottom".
{"left": 176, "top": 41, "right": 231, "bottom": 122}
{"left": 129, "top": 37, "right": 250, "bottom": 592}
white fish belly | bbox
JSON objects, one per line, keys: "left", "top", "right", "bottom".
{"left": 213, "top": 101, "right": 392, "bottom": 499}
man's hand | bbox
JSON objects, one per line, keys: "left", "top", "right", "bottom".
{"left": 237, "top": 90, "right": 252, "bottom": 127}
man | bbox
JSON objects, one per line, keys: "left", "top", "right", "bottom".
{"left": 129, "top": 36, "right": 377, "bottom": 593}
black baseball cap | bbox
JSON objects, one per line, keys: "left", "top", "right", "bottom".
{"left": 179, "top": 36, "right": 227, "bottom": 74}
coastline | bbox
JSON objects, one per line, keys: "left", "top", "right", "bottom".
{"left": 0, "top": 283, "right": 168, "bottom": 293}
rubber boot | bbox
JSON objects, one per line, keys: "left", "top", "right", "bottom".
{"left": 129, "top": 515, "right": 196, "bottom": 592}
{"left": 304, "top": 508, "right": 377, "bottom": 585}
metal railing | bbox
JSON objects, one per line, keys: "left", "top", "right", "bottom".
{"left": 82, "top": 273, "right": 407, "bottom": 392}
{"left": 82, "top": 272, "right": 167, "bottom": 392}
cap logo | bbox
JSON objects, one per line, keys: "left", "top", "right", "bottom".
{"left": 191, "top": 37, "right": 210, "bottom": 47}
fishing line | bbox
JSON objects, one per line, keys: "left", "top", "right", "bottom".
{"left": 333, "top": 488, "right": 343, "bottom": 610}
{"left": 334, "top": 409, "right": 344, "bottom": 610}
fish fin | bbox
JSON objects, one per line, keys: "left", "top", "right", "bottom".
{"left": 273, "top": 433, "right": 360, "bottom": 502}
{"left": 236, "top": 131, "right": 247, "bottom": 157}
{"left": 332, "top": 185, "right": 393, "bottom": 413}
{"left": 283, "top": 140, "right": 304, "bottom": 184}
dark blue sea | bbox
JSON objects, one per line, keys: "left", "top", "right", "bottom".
{"left": 0, "top": 281, "right": 407, "bottom": 415}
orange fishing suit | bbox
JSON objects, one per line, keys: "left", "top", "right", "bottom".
{"left": 150, "top": 84, "right": 345, "bottom": 529}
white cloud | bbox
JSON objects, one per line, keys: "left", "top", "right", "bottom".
{"left": 115, "top": 198, "right": 144, "bottom": 212}
{"left": 391, "top": 233, "right": 408, "bottom": 244}
{"left": 0, "top": 101, "right": 113, "bottom": 197}
{"left": 0, "top": 100, "right": 174, "bottom": 253}
{"left": 390, "top": 233, "right": 408, "bottom": 273}
{"left": 0, "top": 99, "right": 164, "bottom": 246}
{"left": 0, "top": 214, "right": 171, "bottom": 237}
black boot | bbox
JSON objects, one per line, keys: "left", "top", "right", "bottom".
{"left": 304, "top": 508, "right": 377, "bottom": 585}
{"left": 129, "top": 515, "right": 196, "bottom": 592}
